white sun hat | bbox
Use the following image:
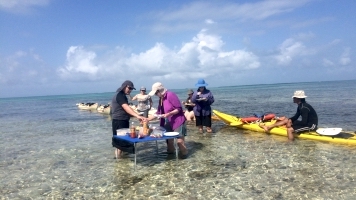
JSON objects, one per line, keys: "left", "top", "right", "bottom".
{"left": 292, "top": 90, "right": 307, "bottom": 98}
{"left": 148, "top": 82, "right": 167, "bottom": 96}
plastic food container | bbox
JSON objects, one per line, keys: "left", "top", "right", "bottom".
{"left": 151, "top": 126, "right": 166, "bottom": 137}
{"left": 116, "top": 128, "right": 130, "bottom": 136}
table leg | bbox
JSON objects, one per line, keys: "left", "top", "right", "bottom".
{"left": 134, "top": 143, "right": 137, "bottom": 171}
{"left": 155, "top": 140, "right": 158, "bottom": 155}
{"left": 174, "top": 138, "right": 178, "bottom": 164}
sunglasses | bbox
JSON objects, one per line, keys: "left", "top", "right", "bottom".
{"left": 141, "top": 90, "right": 146, "bottom": 92}
{"left": 127, "top": 86, "right": 134, "bottom": 90}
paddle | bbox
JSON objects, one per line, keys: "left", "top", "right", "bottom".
{"left": 316, "top": 128, "right": 342, "bottom": 136}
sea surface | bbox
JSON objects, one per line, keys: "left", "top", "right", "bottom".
{"left": 1, "top": 80, "right": 356, "bottom": 199}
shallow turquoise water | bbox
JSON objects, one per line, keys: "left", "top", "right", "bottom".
{"left": 0, "top": 80, "right": 356, "bottom": 199}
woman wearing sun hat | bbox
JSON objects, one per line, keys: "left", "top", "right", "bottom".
{"left": 191, "top": 79, "right": 215, "bottom": 133}
{"left": 146, "top": 82, "right": 188, "bottom": 158}
{"left": 259, "top": 90, "right": 318, "bottom": 141}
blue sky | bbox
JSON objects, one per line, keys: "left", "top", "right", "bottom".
{"left": 0, "top": 0, "right": 355, "bottom": 98}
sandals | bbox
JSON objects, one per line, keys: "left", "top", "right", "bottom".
{"left": 198, "top": 127, "right": 213, "bottom": 133}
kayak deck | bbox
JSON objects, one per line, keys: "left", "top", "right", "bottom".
{"left": 213, "top": 109, "right": 356, "bottom": 145}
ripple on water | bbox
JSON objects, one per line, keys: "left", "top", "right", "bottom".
{"left": 1, "top": 122, "right": 356, "bottom": 199}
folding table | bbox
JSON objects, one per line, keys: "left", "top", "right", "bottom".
{"left": 112, "top": 135, "right": 180, "bottom": 171}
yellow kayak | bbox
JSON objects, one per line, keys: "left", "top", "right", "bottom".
{"left": 213, "top": 109, "right": 356, "bottom": 145}
{"left": 211, "top": 114, "right": 221, "bottom": 121}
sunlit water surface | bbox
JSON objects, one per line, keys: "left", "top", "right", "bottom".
{"left": 1, "top": 80, "right": 356, "bottom": 199}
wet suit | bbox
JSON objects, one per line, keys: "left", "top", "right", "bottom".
{"left": 290, "top": 102, "right": 318, "bottom": 133}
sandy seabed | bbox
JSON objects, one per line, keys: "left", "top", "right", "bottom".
{"left": 1, "top": 121, "right": 356, "bottom": 200}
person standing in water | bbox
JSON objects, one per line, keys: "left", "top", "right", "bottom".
{"left": 182, "top": 89, "right": 195, "bottom": 121}
{"left": 147, "top": 82, "right": 188, "bottom": 159}
{"left": 191, "top": 79, "right": 215, "bottom": 133}
{"left": 111, "top": 80, "right": 146, "bottom": 158}
{"left": 128, "top": 86, "right": 153, "bottom": 118}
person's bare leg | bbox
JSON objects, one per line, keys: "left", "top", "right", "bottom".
{"left": 115, "top": 148, "right": 122, "bottom": 159}
{"left": 287, "top": 127, "right": 295, "bottom": 141}
{"left": 260, "top": 117, "right": 289, "bottom": 132}
{"left": 286, "top": 119, "right": 292, "bottom": 128}
{"left": 188, "top": 111, "right": 195, "bottom": 121}
{"left": 177, "top": 138, "right": 188, "bottom": 155}
{"left": 167, "top": 139, "right": 175, "bottom": 153}
{"left": 198, "top": 125, "right": 203, "bottom": 133}
{"left": 184, "top": 111, "right": 191, "bottom": 121}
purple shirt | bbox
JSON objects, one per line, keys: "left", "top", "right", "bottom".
{"left": 157, "top": 90, "right": 186, "bottom": 130}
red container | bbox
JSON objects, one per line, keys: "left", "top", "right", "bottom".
{"left": 130, "top": 127, "right": 136, "bottom": 138}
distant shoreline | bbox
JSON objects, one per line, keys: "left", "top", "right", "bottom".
{"left": 1, "top": 79, "right": 355, "bottom": 99}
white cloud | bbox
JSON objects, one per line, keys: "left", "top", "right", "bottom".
{"left": 150, "top": 0, "right": 312, "bottom": 33}
{"left": 329, "top": 39, "right": 341, "bottom": 46}
{"left": 205, "top": 19, "right": 215, "bottom": 24}
{"left": 275, "top": 38, "right": 307, "bottom": 65}
{"left": 0, "top": 0, "right": 51, "bottom": 14}
{"left": 56, "top": 30, "right": 260, "bottom": 82}
{"left": 274, "top": 36, "right": 318, "bottom": 66}
{"left": 0, "top": 0, "right": 49, "bottom": 8}
{"left": 294, "top": 32, "right": 315, "bottom": 40}
{"left": 339, "top": 48, "right": 351, "bottom": 65}
{"left": 164, "top": 0, "right": 311, "bottom": 21}
{"left": 0, "top": 0, "right": 49, "bottom": 13}
{"left": 0, "top": 50, "right": 50, "bottom": 85}
{"left": 57, "top": 46, "right": 99, "bottom": 81}
{"left": 322, "top": 58, "right": 334, "bottom": 67}
{"left": 291, "top": 17, "right": 334, "bottom": 29}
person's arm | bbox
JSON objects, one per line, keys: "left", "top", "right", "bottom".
{"left": 289, "top": 107, "right": 300, "bottom": 122}
{"left": 188, "top": 97, "right": 195, "bottom": 106}
{"left": 116, "top": 92, "right": 144, "bottom": 120}
{"left": 149, "top": 96, "right": 153, "bottom": 109}
{"left": 147, "top": 114, "right": 157, "bottom": 121}
{"left": 163, "top": 108, "right": 178, "bottom": 118}
{"left": 122, "top": 103, "right": 146, "bottom": 121}
{"left": 128, "top": 94, "right": 137, "bottom": 101}
{"left": 299, "top": 107, "right": 310, "bottom": 126}
{"left": 191, "top": 92, "right": 198, "bottom": 103}
{"left": 182, "top": 97, "right": 189, "bottom": 105}
{"left": 207, "top": 91, "right": 214, "bottom": 105}
{"left": 163, "top": 92, "right": 183, "bottom": 118}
